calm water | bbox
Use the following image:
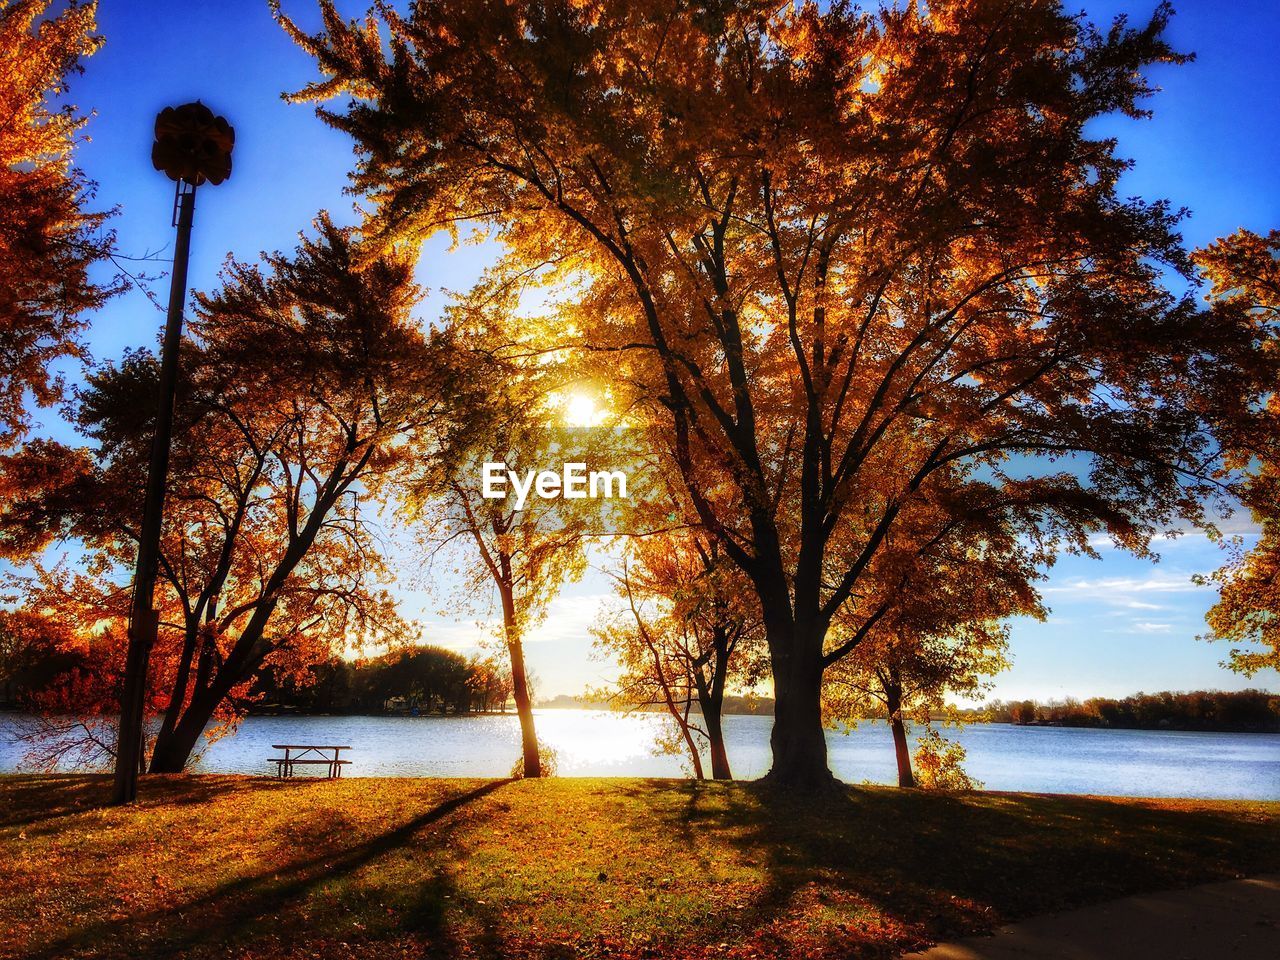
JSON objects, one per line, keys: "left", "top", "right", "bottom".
{"left": 1, "top": 710, "right": 1276, "bottom": 799}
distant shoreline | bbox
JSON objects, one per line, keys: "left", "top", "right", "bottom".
{"left": 6, "top": 705, "right": 1276, "bottom": 734}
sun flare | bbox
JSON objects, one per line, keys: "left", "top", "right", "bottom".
{"left": 564, "top": 392, "right": 605, "bottom": 427}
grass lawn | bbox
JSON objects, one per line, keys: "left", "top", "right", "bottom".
{"left": 1, "top": 775, "right": 1276, "bottom": 959}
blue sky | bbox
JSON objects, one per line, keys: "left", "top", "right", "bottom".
{"left": 39, "top": 0, "right": 1280, "bottom": 699}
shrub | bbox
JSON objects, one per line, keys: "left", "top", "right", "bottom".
{"left": 510, "top": 739, "right": 559, "bottom": 778}
{"left": 913, "top": 729, "right": 981, "bottom": 791}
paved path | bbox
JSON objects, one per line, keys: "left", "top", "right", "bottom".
{"left": 902, "top": 874, "right": 1280, "bottom": 960}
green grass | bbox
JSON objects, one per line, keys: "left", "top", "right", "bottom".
{"left": 1, "top": 775, "right": 1276, "bottom": 959}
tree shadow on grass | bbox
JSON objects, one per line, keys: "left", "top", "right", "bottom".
{"left": 19, "top": 778, "right": 514, "bottom": 960}
{"left": 8, "top": 777, "right": 1277, "bottom": 960}
{"left": 0, "top": 774, "right": 256, "bottom": 833}
{"left": 608, "top": 780, "right": 1280, "bottom": 957}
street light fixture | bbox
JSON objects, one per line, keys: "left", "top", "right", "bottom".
{"left": 112, "top": 102, "right": 234, "bottom": 806}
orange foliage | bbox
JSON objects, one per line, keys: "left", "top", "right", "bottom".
{"left": 278, "top": 0, "right": 1263, "bottom": 786}
{"left": 0, "top": 0, "right": 118, "bottom": 445}
{"left": 0, "top": 216, "right": 467, "bottom": 770}
{"left": 1195, "top": 229, "right": 1280, "bottom": 675}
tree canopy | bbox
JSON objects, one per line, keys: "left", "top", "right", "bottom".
{"left": 0, "top": 0, "right": 118, "bottom": 446}
{"left": 0, "top": 215, "right": 470, "bottom": 771}
{"left": 1196, "top": 229, "right": 1280, "bottom": 675}
{"left": 277, "top": 0, "right": 1262, "bottom": 787}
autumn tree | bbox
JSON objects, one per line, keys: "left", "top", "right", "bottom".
{"left": 0, "top": 605, "right": 139, "bottom": 770}
{"left": 412, "top": 437, "right": 586, "bottom": 775}
{"left": 596, "top": 529, "right": 762, "bottom": 780}
{"left": 467, "top": 655, "right": 513, "bottom": 713}
{"left": 822, "top": 475, "right": 1044, "bottom": 786}
{"left": 0, "top": 609, "right": 82, "bottom": 716}
{"left": 279, "top": 0, "right": 1261, "bottom": 788}
{"left": 407, "top": 284, "right": 606, "bottom": 773}
{"left": 0, "top": 216, "right": 466, "bottom": 771}
{"left": 0, "top": 0, "right": 118, "bottom": 446}
{"left": 1195, "top": 229, "right": 1280, "bottom": 675}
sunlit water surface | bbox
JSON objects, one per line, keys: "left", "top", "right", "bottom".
{"left": 1, "top": 710, "right": 1276, "bottom": 799}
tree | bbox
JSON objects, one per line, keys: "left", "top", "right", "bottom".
{"left": 823, "top": 484, "right": 1042, "bottom": 786}
{"left": 0, "top": 0, "right": 118, "bottom": 447}
{"left": 0, "top": 215, "right": 465, "bottom": 771}
{"left": 251, "top": 656, "right": 358, "bottom": 714}
{"left": 0, "top": 608, "right": 81, "bottom": 710}
{"left": 0, "top": 606, "right": 133, "bottom": 770}
{"left": 358, "top": 645, "right": 475, "bottom": 713}
{"left": 595, "top": 530, "right": 763, "bottom": 779}
{"left": 407, "top": 291, "right": 596, "bottom": 773}
{"left": 467, "top": 655, "right": 514, "bottom": 713}
{"left": 1195, "top": 229, "right": 1280, "bottom": 675}
{"left": 826, "top": 624, "right": 1010, "bottom": 788}
{"left": 279, "top": 0, "right": 1258, "bottom": 788}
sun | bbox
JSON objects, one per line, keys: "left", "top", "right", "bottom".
{"left": 564, "top": 392, "right": 605, "bottom": 427}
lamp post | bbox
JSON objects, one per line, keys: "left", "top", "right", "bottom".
{"left": 111, "top": 102, "right": 234, "bottom": 806}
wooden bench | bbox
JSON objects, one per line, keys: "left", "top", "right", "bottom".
{"left": 268, "top": 744, "right": 351, "bottom": 780}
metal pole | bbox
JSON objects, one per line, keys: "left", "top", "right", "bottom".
{"left": 111, "top": 180, "right": 197, "bottom": 805}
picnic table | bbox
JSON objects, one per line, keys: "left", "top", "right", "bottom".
{"left": 268, "top": 744, "right": 351, "bottom": 780}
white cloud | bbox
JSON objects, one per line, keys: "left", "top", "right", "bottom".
{"left": 1041, "top": 571, "right": 1215, "bottom": 627}
{"left": 1043, "top": 572, "right": 1208, "bottom": 597}
{"left": 420, "top": 619, "right": 495, "bottom": 650}
{"left": 1085, "top": 514, "right": 1263, "bottom": 552}
{"left": 525, "top": 593, "right": 614, "bottom": 644}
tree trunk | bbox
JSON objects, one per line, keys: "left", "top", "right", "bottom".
{"left": 680, "top": 709, "right": 705, "bottom": 780}
{"left": 148, "top": 640, "right": 266, "bottom": 773}
{"left": 882, "top": 671, "right": 914, "bottom": 788}
{"left": 889, "top": 714, "right": 914, "bottom": 788}
{"left": 148, "top": 686, "right": 215, "bottom": 772}
{"left": 764, "top": 635, "right": 833, "bottom": 789}
{"left": 154, "top": 623, "right": 199, "bottom": 752}
{"left": 499, "top": 578, "right": 540, "bottom": 778}
{"left": 704, "top": 704, "right": 732, "bottom": 780}
{"left": 694, "top": 653, "right": 732, "bottom": 780}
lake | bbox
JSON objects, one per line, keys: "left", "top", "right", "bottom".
{"left": 1, "top": 710, "right": 1276, "bottom": 799}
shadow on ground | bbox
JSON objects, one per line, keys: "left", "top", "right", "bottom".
{"left": 4, "top": 776, "right": 512, "bottom": 960}
{"left": 1, "top": 775, "right": 1276, "bottom": 960}
{"left": 601, "top": 779, "right": 1280, "bottom": 957}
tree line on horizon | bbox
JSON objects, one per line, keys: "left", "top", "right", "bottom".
{"left": 1, "top": 0, "right": 1279, "bottom": 795}
{"left": 10, "top": 632, "right": 1269, "bottom": 735}
{"left": 980, "top": 689, "right": 1280, "bottom": 732}
{"left": 239, "top": 646, "right": 517, "bottom": 718}
{"left": 540, "top": 688, "right": 1280, "bottom": 733}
